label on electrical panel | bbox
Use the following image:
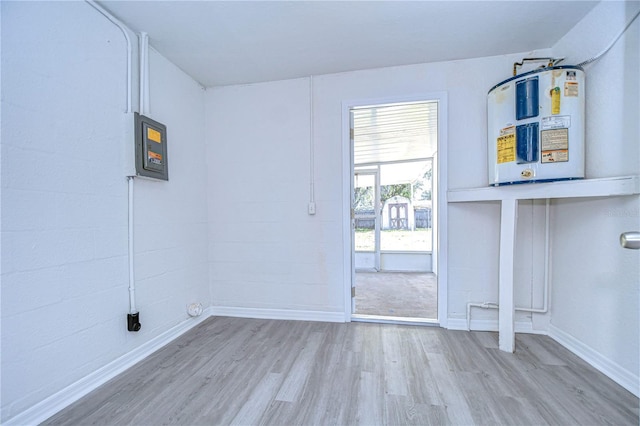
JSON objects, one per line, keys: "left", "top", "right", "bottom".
{"left": 541, "top": 128, "right": 569, "bottom": 163}
{"left": 541, "top": 115, "right": 570, "bottom": 130}
{"left": 147, "top": 128, "right": 162, "bottom": 143}
{"left": 497, "top": 126, "right": 516, "bottom": 164}
{"left": 564, "top": 81, "right": 579, "bottom": 97}
{"left": 148, "top": 151, "right": 163, "bottom": 165}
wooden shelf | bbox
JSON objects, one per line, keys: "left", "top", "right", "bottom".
{"left": 448, "top": 175, "right": 640, "bottom": 202}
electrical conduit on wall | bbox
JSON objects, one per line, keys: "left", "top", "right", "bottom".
{"left": 127, "top": 176, "right": 138, "bottom": 312}
{"left": 85, "top": 1, "right": 132, "bottom": 113}
{"left": 86, "top": 0, "right": 147, "bottom": 330}
{"left": 308, "top": 75, "right": 316, "bottom": 215}
{"left": 126, "top": 30, "right": 151, "bottom": 331}
{"left": 139, "top": 32, "right": 149, "bottom": 116}
{"left": 577, "top": 8, "right": 640, "bottom": 67}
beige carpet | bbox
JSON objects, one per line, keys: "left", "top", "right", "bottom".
{"left": 354, "top": 272, "right": 437, "bottom": 320}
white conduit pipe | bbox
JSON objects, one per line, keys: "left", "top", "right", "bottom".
{"left": 466, "top": 199, "right": 551, "bottom": 331}
{"left": 139, "top": 32, "right": 149, "bottom": 115}
{"left": 577, "top": 7, "right": 640, "bottom": 68}
{"left": 125, "top": 33, "right": 150, "bottom": 316}
{"left": 309, "top": 75, "right": 315, "bottom": 206}
{"left": 127, "top": 176, "right": 137, "bottom": 314}
{"left": 85, "top": 0, "right": 133, "bottom": 113}
{"left": 86, "top": 0, "right": 138, "bottom": 318}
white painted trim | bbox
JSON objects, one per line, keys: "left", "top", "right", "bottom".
{"left": 4, "top": 311, "right": 214, "bottom": 426}
{"left": 434, "top": 95, "right": 448, "bottom": 328}
{"left": 210, "top": 306, "right": 345, "bottom": 323}
{"left": 447, "top": 318, "right": 544, "bottom": 335}
{"left": 548, "top": 323, "right": 639, "bottom": 397}
{"left": 352, "top": 315, "right": 439, "bottom": 326}
{"left": 498, "top": 199, "right": 518, "bottom": 352}
{"left": 448, "top": 175, "right": 640, "bottom": 202}
{"left": 341, "top": 92, "right": 448, "bottom": 326}
{"left": 447, "top": 318, "right": 638, "bottom": 397}
{"left": 342, "top": 102, "right": 353, "bottom": 322}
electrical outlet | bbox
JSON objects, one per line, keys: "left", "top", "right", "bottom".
{"left": 187, "top": 303, "right": 203, "bottom": 317}
{"left": 308, "top": 202, "right": 316, "bottom": 215}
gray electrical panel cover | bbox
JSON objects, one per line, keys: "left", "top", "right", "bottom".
{"left": 135, "top": 113, "right": 168, "bottom": 181}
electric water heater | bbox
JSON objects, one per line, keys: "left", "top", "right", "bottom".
{"left": 487, "top": 66, "right": 585, "bottom": 186}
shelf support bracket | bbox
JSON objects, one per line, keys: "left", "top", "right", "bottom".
{"left": 498, "top": 198, "right": 518, "bottom": 352}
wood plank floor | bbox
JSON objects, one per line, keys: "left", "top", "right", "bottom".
{"left": 44, "top": 317, "right": 639, "bottom": 425}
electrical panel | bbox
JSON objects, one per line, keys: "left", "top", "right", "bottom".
{"left": 134, "top": 113, "right": 168, "bottom": 181}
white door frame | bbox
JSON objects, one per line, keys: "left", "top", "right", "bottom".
{"left": 341, "top": 93, "right": 448, "bottom": 327}
{"left": 353, "top": 168, "right": 381, "bottom": 272}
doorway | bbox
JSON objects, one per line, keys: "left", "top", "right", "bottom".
{"left": 349, "top": 100, "right": 441, "bottom": 323}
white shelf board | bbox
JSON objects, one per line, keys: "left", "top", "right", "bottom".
{"left": 448, "top": 175, "right": 640, "bottom": 202}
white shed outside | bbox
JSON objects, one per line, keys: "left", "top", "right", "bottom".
{"left": 382, "top": 195, "right": 415, "bottom": 230}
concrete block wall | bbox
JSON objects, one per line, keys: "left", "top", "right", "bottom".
{"left": 1, "top": 3, "right": 130, "bottom": 419}
{"left": 1, "top": 2, "right": 208, "bottom": 421}
{"left": 205, "top": 78, "right": 344, "bottom": 313}
{"left": 548, "top": 1, "right": 640, "bottom": 387}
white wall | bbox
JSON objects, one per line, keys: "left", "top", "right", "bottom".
{"left": 0, "top": 2, "right": 208, "bottom": 422}
{"left": 548, "top": 1, "right": 639, "bottom": 390}
{"left": 206, "top": 78, "right": 345, "bottom": 315}
{"left": 205, "top": 50, "right": 551, "bottom": 325}
{"left": 135, "top": 48, "right": 209, "bottom": 332}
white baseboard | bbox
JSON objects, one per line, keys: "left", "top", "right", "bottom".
{"left": 548, "top": 323, "right": 639, "bottom": 397}
{"left": 4, "top": 311, "right": 214, "bottom": 426}
{"left": 447, "top": 318, "right": 545, "bottom": 334}
{"left": 4, "top": 307, "right": 336, "bottom": 425}
{"left": 210, "top": 306, "right": 345, "bottom": 323}
{"left": 448, "top": 318, "right": 639, "bottom": 397}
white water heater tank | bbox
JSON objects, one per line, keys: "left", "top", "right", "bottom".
{"left": 487, "top": 66, "right": 585, "bottom": 186}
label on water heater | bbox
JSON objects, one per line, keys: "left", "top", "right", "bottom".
{"left": 497, "top": 126, "right": 516, "bottom": 164}
{"left": 541, "top": 115, "right": 571, "bottom": 130}
{"left": 541, "top": 128, "right": 569, "bottom": 163}
{"left": 551, "top": 87, "right": 561, "bottom": 115}
{"left": 542, "top": 150, "right": 568, "bottom": 163}
{"left": 564, "top": 81, "right": 579, "bottom": 97}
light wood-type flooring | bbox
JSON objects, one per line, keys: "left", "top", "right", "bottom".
{"left": 44, "top": 317, "right": 638, "bottom": 425}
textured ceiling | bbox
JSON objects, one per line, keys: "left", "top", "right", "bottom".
{"left": 99, "top": 1, "right": 599, "bottom": 87}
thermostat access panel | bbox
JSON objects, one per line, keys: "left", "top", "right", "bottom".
{"left": 135, "top": 113, "right": 168, "bottom": 181}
